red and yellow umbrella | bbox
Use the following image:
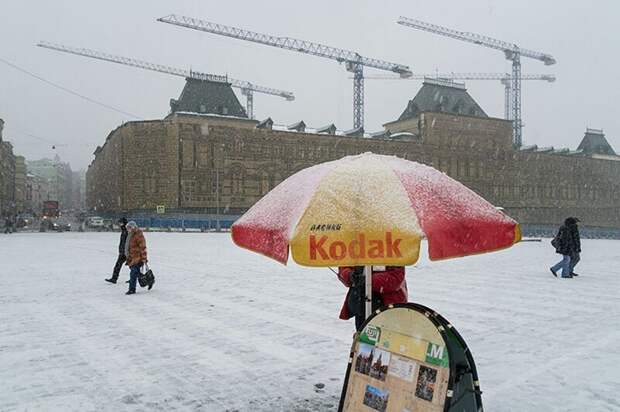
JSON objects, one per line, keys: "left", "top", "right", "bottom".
{"left": 232, "top": 152, "right": 521, "bottom": 266}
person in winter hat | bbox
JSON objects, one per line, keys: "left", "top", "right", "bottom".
{"left": 124, "top": 221, "right": 148, "bottom": 295}
{"left": 105, "top": 217, "right": 128, "bottom": 284}
{"left": 337, "top": 266, "right": 408, "bottom": 331}
{"left": 550, "top": 217, "right": 580, "bottom": 278}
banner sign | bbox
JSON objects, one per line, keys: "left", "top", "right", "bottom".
{"left": 338, "top": 303, "right": 482, "bottom": 412}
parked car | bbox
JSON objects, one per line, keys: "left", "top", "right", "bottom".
{"left": 39, "top": 218, "right": 56, "bottom": 232}
{"left": 86, "top": 216, "right": 104, "bottom": 229}
{"left": 39, "top": 218, "right": 70, "bottom": 232}
{"left": 56, "top": 220, "right": 72, "bottom": 232}
{"left": 102, "top": 218, "right": 115, "bottom": 231}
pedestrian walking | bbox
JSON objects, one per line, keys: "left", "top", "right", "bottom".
{"left": 550, "top": 217, "right": 580, "bottom": 278}
{"left": 337, "top": 266, "right": 408, "bottom": 330}
{"left": 124, "top": 221, "right": 149, "bottom": 295}
{"left": 105, "top": 217, "right": 128, "bottom": 284}
{"left": 566, "top": 217, "right": 581, "bottom": 276}
{"left": 4, "top": 216, "right": 13, "bottom": 234}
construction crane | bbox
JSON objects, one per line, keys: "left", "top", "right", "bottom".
{"left": 37, "top": 41, "right": 294, "bottom": 119}
{"left": 362, "top": 73, "right": 556, "bottom": 120}
{"left": 396, "top": 17, "right": 556, "bottom": 147}
{"left": 157, "top": 14, "right": 413, "bottom": 130}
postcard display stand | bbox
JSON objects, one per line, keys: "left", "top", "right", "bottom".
{"left": 338, "top": 303, "right": 483, "bottom": 412}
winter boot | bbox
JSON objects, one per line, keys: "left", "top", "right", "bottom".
{"left": 125, "top": 290, "right": 136, "bottom": 295}
{"left": 105, "top": 277, "right": 117, "bottom": 284}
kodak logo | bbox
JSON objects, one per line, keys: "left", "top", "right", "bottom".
{"left": 309, "top": 232, "right": 402, "bottom": 260}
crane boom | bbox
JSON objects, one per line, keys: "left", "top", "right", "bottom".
{"left": 396, "top": 16, "right": 556, "bottom": 147}
{"left": 158, "top": 14, "right": 413, "bottom": 129}
{"left": 396, "top": 17, "right": 556, "bottom": 65}
{"left": 158, "top": 14, "right": 412, "bottom": 75}
{"left": 362, "top": 73, "right": 556, "bottom": 81}
{"left": 37, "top": 41, "right": 294, "bottom": 118}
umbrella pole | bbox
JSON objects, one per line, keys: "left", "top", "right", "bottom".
{"left": 364, "top": 265, "right": 372, "bottom": 319}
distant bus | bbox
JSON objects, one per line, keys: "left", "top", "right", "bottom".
{"left": 42, "top": 200, "right": 60, "bottom": 218}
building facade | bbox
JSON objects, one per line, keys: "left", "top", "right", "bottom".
{"left": 0, "top": 119, "right": 17, "bottom": 217}
{"left": 28, "top": 173, "right": 50, "bottom": 215}
{"left": 14, "top": 156, "right": 26, "bottom": 213}
{"left": 27, "top": 155, "right": 74, "bottom": 211}
{"left": 86, "top": 80, "right": 620, "bottom": 235}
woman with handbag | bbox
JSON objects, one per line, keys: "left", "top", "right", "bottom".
{"left": 124, "top": 221, "right": 153, "bottom": 295}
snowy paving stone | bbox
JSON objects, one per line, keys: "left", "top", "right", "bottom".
{"left": 1, "top": 232, "right": 620, "bottom": 411}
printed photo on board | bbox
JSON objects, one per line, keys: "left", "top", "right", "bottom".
{"left": 415, "top": 365, "right": 438, "bottom": 401}
{"left": 355, "top": 343, "right": 391, "bottom": 382}
{"left": 363, "top": 384, "right": 390, "bottom": 412}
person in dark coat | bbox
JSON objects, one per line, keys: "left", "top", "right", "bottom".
{"left": 105, "top": 217, "right": 128, "bottom": 284}
{"left": 566, "top": 217, "right": 581, "bottom": 276}
{"left": 4, "top": 216, "right": 13, "bottom": 234}
{"left": 337, "top": 266, "right": 408, "bottom": 330}
{"left": 550, "top": 217, "right": 580, "bottom": 278}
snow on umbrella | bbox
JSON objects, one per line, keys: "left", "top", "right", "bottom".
{"left": 232, "top": 152, "right": 521, "bottom": 267}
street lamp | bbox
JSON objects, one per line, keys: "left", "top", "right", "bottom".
{"left": 216, "top": 166, "right": 220, "bottom": 232}
{"left": 215, "top": 143, "right": 225, "bottom": 232}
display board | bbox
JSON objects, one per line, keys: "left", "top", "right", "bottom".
{"left": 338, "top": 303, "right": 482, "bottom": 412}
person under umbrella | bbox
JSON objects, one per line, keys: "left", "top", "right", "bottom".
{"left": 337, "top": 266, "right": 408, "bottom": 330}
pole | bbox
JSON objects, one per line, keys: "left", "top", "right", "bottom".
{"left": 216, "top": 167, "right": 220, "bottom": 231}
{"left": 364, "top": 265, "right": 372, "bottom": 319}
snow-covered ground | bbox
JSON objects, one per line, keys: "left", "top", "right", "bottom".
{"left": 1, "top": 232, "right": 619, "bottom": 411}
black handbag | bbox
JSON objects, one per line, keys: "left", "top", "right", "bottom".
{"left": 138, "top": 263, "right": 155, "bottom": 289}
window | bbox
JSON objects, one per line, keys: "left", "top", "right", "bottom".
{"left": 197, "top": 143, "right": 209, "bottom": 167}
{"left": 232, "top": 167, "right": 244, "bottom": 194}
{"left": 211, "top": 170, "right": 219, "bottom": 194}
{"left": 261, "top": 172, "right": 269, "bottom": 195}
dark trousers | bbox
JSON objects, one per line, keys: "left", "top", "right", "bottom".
{"left": 569, "top": 252, "right": 581, "bottom": 274}
{"left": 355, "top": 314, "right": 365, "bottom": 331}
{"left": 128, "top": 263, "right": 143, "bottom": 292}
{"left": 111, "top": 254, "right": 126, "bottom": 280}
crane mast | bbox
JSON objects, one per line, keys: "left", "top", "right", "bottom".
{"left": 396, "top": 16, "right": 556, "bottom": 147}
{"left": 37, "top": 41, "right": 294, "bottom": 119}
{"left": 158, "top": 14, "right": 413, "bottom": 129}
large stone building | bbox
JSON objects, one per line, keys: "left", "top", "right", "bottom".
{"left": 0, "top": 119, "right": 17, "bottom": 217}
{"left": 14, "top": 156, "right": 27, "bottom": 213}
{"left": 27, "top": 173, "right": 50, "bottom": 214}
{"left": 86, "top": 78, "right": 620, "bottom": 236}
{"left": 71, "top": 170, "right": 86, "bottom": 211}
{"left": 27, "top": 155, "right": 74, "bottom": 211}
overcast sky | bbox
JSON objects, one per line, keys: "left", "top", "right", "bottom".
{"left": 1, "top": 0, "right": 618, "bottom": 170}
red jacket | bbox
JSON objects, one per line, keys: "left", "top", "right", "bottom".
{"left": 337, "top": 266, "right": 408, "bottom": 320}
